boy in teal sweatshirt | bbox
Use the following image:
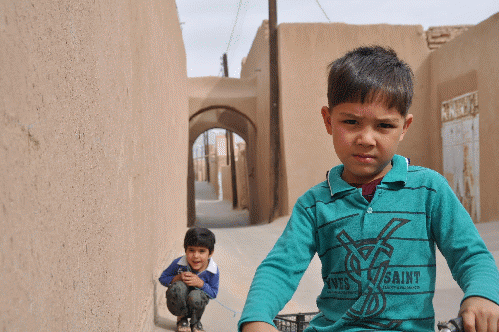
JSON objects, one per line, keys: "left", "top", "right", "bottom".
{"left": 238, "top": 46, "right": 499, "bottom": 332}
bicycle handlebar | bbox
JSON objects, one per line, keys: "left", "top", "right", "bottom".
{"left": 437, "top": 317, "right": 464, "bottom": 332}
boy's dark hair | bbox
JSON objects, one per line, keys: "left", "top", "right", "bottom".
{"left": 184, "top": 227, "right": 216, "bottom": 254}
{"left": 327, "top": 45, "right": 414, "bottom": 116}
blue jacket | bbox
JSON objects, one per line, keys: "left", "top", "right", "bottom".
{"left": 159, "top": 256, "right": 220, "bottom": 299}
{"left": 238, "top": 155, "right": 499, "bottom": 331}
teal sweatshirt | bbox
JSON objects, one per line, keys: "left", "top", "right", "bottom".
{"left": 238, "top": 155, "right": 499, "bottom": 331}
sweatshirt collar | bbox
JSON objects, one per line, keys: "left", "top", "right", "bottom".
{"left": 327, "top": 154, "right": 408, "bottom": 197}
{"left": 178, "top": 255, "right": 218, "bottom": 274}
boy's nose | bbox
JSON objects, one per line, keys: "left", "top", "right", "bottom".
{"left": 356, "top": 129, "right": 376, "bottom": 146}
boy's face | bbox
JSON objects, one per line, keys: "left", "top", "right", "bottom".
{"left": 185, "top": 245, "right": 213, "bottom": 272}
{"left": 321, "top": 102, "right": 413, "bottom": 184}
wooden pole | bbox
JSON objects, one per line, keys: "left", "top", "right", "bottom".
{"left": 228, "top": 131, "right": 238, "bottom": 208}
{"left": 223, "top": 53, "right": 229, "bottom": 77}
{"left": 225, "top": 129, "right": 230, "bottom": 166}
{"left": 223, "top": 53, "right": 238, "bottom": 208}
{"left": 204, "top": 131, "right": 210, "bottom": 183}
{"left": 269, "top": 0, "right": 280, "bottom": 221}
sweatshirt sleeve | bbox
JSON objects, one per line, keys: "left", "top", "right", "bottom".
{"left": 238, "top": 199, "right": 317, "bottom": 331}
{"left": 200, "top": 269, "right": 219, "bottom": 299}
{"left": 430, "top": 175, "right": 499, "bottom": 305}
{"left": 158, "top": 257, "right": 181, "bottom": 287}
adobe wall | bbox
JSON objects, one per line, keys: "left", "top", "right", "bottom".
{"left": 235, "top": 144, "right": 250, "bottom": 209}
{"left": 426, "top": 25, "right": 473, "bottom": 50}
{"left": 240, "top": 20, "right": 277, "bottom": 221}
{"left": 278, "top": 23, "right": 431, "bottom": 211}
{"left": 188, "top": 76, "right": 257, "bottom": 123}
{"left": 219, "top": 145, "right": 249, "bottom": 209}
{"left": 0, "top": 0, "right": 188, "bottom": 330}
{"left": 427, "top": 13, "right": 499, "bottom": 222}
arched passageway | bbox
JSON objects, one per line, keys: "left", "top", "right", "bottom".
{"left": 188, "top": 106, "right": 258, "bottom": 226}
{"left": 192, "top": 129, "right": 250, "bottom": 228}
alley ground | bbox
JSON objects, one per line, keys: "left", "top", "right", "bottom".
{"left": 154, "top": 182, "right": 499, "bottom": 332}
{"left": 193, "top": 181, "right": 250, "bottom": 228}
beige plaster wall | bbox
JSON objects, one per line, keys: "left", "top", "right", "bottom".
{"left": 221, "top": 165, "right": 232, "bottom": 202}
{"left": 218, "top": 147, "right": 249, "bottom": 209}
{"left": 427, "top": 13, "right": 499, "bottom": 222}
{"left": 208, "top": 145, "right": 219, "bottom": 195}
{"left": 240, "top": 20, "right": 274, "bottom": 221}
{"left": 235, "top": 145, "right": 250, "bottom": 209}
{"left": 278, "top": 23, "right": 431, "bottom": 211}
{"left": 189, "top": 76, "right": 257, "bottom": 123}
{"left": 0, "top": 0, "right": 188, "bottom": 330}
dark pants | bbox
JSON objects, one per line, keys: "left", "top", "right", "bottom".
{"left": 166, "top": 281, "right": 209, "bottom": 326}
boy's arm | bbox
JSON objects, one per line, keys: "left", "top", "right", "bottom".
{"left": 238, "top": 200, "right": 316, "bottom": 331}
{"left": 158, "top": 258, "right": 181, "bottom": 287}
{"left": 200, "top": 270, "right": 219, "bottom": 299}
{"left": 431, "top": 178, "right": 499, "bottom": 303}
{"left": 430, "top": 176, "right": 499, "bottom": 329}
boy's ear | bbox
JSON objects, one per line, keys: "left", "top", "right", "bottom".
{"left": 321, "top": 106, "right": 333, "bottom": 135}
{"left": 399, "top": 114, "right": 413, "bottom": 142}
{"left": 209, "top": 249, "right": 214, "bottom": 258}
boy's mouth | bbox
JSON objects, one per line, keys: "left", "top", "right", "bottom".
{"left": 353, "top": 154, "right": 376, "bottom": 162}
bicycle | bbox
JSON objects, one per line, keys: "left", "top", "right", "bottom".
{"left": 273, "top": 313, "right": 464, "bottom": 332}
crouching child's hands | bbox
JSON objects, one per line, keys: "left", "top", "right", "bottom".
{"left": 459, "top": 296, "right": 499, "bottom": 332}
{"left": 180, "top": 272, "right": 204, "bottom": 288}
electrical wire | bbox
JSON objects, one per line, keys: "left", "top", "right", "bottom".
{"left": 314, "top": 0, "right": 331, "bottom": 23}
{"left": 213, "top": 298, "right": 242, "bottom": 317}
{"left": 226, "top": 0, "right": 244, "bottom": 54}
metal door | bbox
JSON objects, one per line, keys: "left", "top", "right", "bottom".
{"left": 441, "top": 91, "right": 480, "bottom": 222}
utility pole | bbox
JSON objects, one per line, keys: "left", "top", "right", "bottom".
{"left": 225, "top": 129, "right": 230, "bottom": 166}
{"left": 223, "top": 53, "right": 238, "bottom": 209}
{"left": 269, "top": 0, "right": 280, "bottom": 221}
{"left": 204, "top": 131, "right": 210, "bottom": 183}
{"left": 222, "top": 53, "right": 229, "bottom": 77}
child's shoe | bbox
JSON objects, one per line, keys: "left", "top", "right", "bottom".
{"left": 191, "top": 321, "right": 205, "bottom": 332}
{"left": 176, "top": 318, "right": 190, "bottom": 332}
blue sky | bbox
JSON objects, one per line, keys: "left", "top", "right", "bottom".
{"left": 176, "top": 0, "right": 499, "bottom": 78}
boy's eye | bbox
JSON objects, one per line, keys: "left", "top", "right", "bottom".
{"left": 379, "top": 123, "right": 395, "bottom": 129}
{"left": 343, "top": 120, "right": 357, "bottom": 125}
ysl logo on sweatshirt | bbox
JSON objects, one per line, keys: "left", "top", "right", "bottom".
{"left": 337, "top": 218, "right": 410, "bottom": 319}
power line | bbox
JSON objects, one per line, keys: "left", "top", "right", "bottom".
{"left": 314, "top": 0, "right": 331, "bottom": 23}
{"left": 226, "top": 0, "right": 244, "bottom": 54}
